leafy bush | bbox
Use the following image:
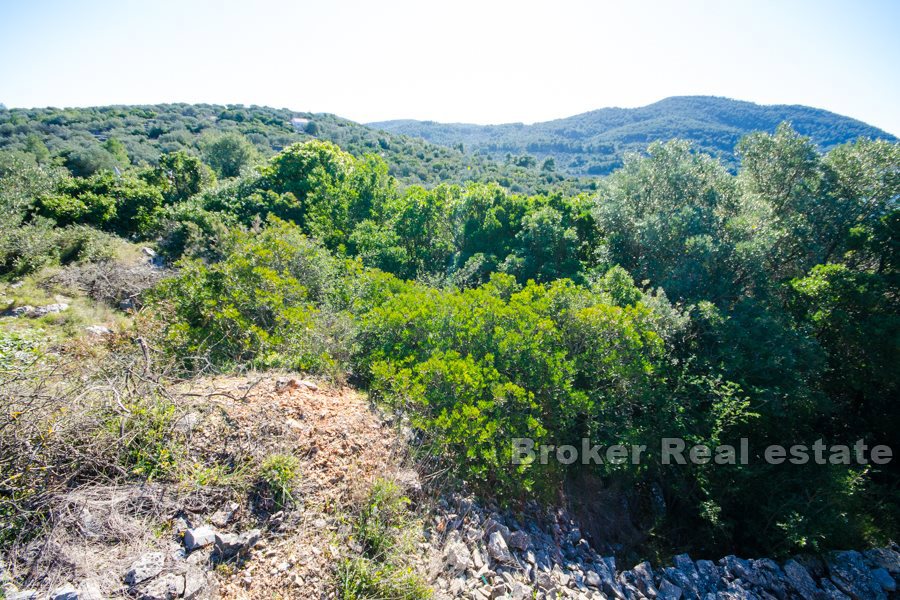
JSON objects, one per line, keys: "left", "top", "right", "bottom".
{"left": 60, "top": 144, "right": 124, "bottom": 177}
{"left": 152, "top": 200, "right": 232, "bottom": 261}
{"left": 142, "top": 150, "right": 215, "bottom": 204}
{"left": 0, "top": 150, "right": 66, "bottom": 227}
{"left": 148, "top": 216, "right": 350, "bottom": 374}
{"left": 201, "top": 131, "right": 259, "bottom": 179}
{"left": 55, "top": 225, "right": 118, "bottom": 265}
{"left": 34, "top": 171, "right": 164, "bottom": 236}
{"left": 361, "top": 273, "right": 692, "bottom": 498}
{"left": 0, "top": 220, "right": 118, "bottom": 278}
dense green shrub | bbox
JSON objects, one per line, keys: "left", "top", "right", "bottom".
{"left": 60, "top": 144, "right": 124, "bottom": 177}
{"left": 201, "top": 131, "right": 260, "bottom": 178}
{"left": 0, "top": 220, "right": 117, "bottom": 278}
{"left": 197, "top": 140, "right": 404, "bottom": 258}
{"left": 361, "top": 273, "right": 699, "bottom": 497}
{"left": 33, "top": 171, "right": 164, "bottom": 236}
{"left": 142, "top": 150, "right": 215, "bottom": 204}
{"left": 0, "top": 151, "right": 66, "bottom": 227}
{"left": 151, "top": 200, "right": 232, "bottom": 261}
{"left": 148, "top": 217, "right": 350, "bottom": 374}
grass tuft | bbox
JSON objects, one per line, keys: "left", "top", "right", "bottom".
{"left": 258, "top": 453, "right": 301, "bottom": 508}
{"left": 335, "top": 557, "right": 431, "bottom": 600}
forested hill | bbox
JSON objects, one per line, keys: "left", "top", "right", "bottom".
{"left": 370, "top": 95, "right": 897, "bottom": 176}
{"left": 0, "top": 103, "right": 577, "bottom": 194}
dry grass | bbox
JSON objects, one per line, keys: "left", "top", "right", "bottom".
{"left": 0, "top": 330, "right": 178, "bottom": 582}
{"left": 0, "top": 259, "right": 159, "bottom": 342}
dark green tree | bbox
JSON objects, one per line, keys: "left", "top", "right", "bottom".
{"left": 202, "top": 131, "right": 259, "bottom": 178}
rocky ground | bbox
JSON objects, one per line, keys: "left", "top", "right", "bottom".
{"left": 419, "top": 497, "right": 899, "bottom": 600}
{"left": 1, "top": 374, "right": 897, "bottom": 600}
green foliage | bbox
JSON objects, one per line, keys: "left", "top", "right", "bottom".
{"left": 34, "top": 171, "right": 164, "bottom": 236}
{"left": 337, "top": 478, "right": 430, "bottom": 600}
{"left": 594, "top": 140, "right": 740, "bottom": 302}
{"left": 201, "top": 131, "right": 259, "bottom": 178}
{"left": 790, "top": 264, "right": 899, "bottom": 441}
{"left": 258, "top": 454, "right": 301, "bottom": 508}
{"left": 335, "top": 558, "right": 431, "bottom": 600}
{"left": 0, "top": 150, "right": 67, "bottom": 229}
{"left": 353, "top": 184, "right": 455, "bottom": 279}
{"left": 0, "top": 103, "right": 584, "bottom": 193}
{"left": 260, "top": 140, "right": 354, "bottom": 246}
{"left": 348, "top": 182, "right": 589, "bottom": 284}
{"left": 144, "top": 150, "right": 215, "bottom": 204}
{"left": 354, "top": 479, "right": 411, "bottom": 559}
{"left": 505, "top": 203, "right": 580, "bottom": 282}
{"left": 148, "top": 217, "right": 348, "bottom": 374}
{"left": 362, "top": 274, "right": 689, "bottom": 497}
{"left": 152, "top": 200, "right": 232, "bottom": 261}
{"left": 373, "top": 95, "right": 896, "bottom": 177}
{"left": 0, "top": 220, "right": 117, "bottom": 278}
{"left": 0, "top": 328, "right": 45, "bottom": 370}
{"left": 24, "top": 134, "right": 50, "bottom": 164}
{"left": 137, "top": 127, "right": 898, "bottom": 555}
{"left": 103, "top": 137, "right": 131, "bottom": 165}
{"left": 113, "top": 398, "right": 178, "bottom": 479}
{"left": 199, "top": 141, "right": 394, "bottom": 253}
{"left": 1, "top": 105, "right": 896, "bottom": 560}
{"left": 60, "top": 144, "right": 124, "bottom": 177}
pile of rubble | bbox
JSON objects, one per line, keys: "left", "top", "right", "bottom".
{"left": 4, "top": 517, "right": 259, "bottom": 600}
{"left": 421, "top": 495, "right": 899, "bottom": 600}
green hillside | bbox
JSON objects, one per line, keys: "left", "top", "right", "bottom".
{"left": 0, "top": 103, "right": 580, "bottom": 194}
{"left": 370, "top": 95, "right": 897, "bottom": 175}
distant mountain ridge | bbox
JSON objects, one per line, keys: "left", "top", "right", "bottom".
{"left": 369, "top": 96, "right": 897, "bottom": 176}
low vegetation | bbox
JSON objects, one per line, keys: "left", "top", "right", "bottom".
{"left": 337, "top": 479, "right": 431, "bottom": 600}
{"left": 258, "top": 454, "right": 302, "bottom": 509}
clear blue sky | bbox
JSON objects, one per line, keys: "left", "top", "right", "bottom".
{"left": 1, "top": 0, "right": 898, "bottom": 134}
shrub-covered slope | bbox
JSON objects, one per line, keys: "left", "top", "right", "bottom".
{"left": 0, "top": 103, "right": 580, "bottom": 194}
{"left": 371, "top": 95, "right": 897, "bottom": 175}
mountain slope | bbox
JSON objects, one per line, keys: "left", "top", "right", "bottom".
{"left": 370, "top": 96, "right": 897, "bottom": 175}
{"left": 0, "top": 104, "right": 581, "bottom": 194}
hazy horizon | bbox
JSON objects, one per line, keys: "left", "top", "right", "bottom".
{"left": 2, "top": 0, "right": 899, "bottom": 135}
